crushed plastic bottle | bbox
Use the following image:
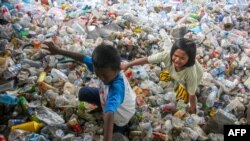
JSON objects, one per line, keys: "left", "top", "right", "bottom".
{"left": 206, "top": 86, "right": 218, "bottom": 108}
{"left": 0, "top": 93, "right": 19, "bottom": 105}
{"left": 34, "top": 106, "right": 65, "bottom": 125}
{"left": 214, "top": 109, "right": 238, "bottom": 125}
{"left": 1, "top": 6, "right": 12, "bottom": 21}
{"left": 3, "top": 64, "right": 22, "bottom": 79}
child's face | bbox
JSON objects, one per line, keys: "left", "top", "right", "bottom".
{"left": 94, "top": 67, "right": 118, "bottom": 84}
{"left": 172, "top": 49, "right": 189, "bottom": 70}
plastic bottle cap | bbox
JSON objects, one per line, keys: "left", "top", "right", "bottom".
{"left": 18, "top": 96, "right": 27, "bottom": 105}
{"left": 33, "top": 39, "right": 41, "bottom": 49}
{"left": 1, "top": 8, "right": 8, "bottom": 14}
{"left": 20, "top": 30, "right": 29, "bottom": 37}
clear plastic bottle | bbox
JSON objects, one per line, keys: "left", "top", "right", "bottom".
{"left": 172, "top": 116, "right": 184, "bottom": 130}
{"left": 224, "top": 98, "right": 241, "bottom": 113}
{"left": 183, "top": 127, "right": 199, "bottom": 140}
{"left": 208, "top": 133, "right": 224, "bottom": 141}
{"left": 72, "top": 23, "right": 86, "bottom": 35}
{"left": 8, "top": 129, "right": 30, "bottom": 140}
{"left": 1, "top": 6, "right": 11, "bottom": 21}
{"left": 244, "top": 76, "right": 250, "bottom": 90}
{"left": 51, "top": 68, "right": 68, "bottom": 82}
{"left": 12, "top": 23, "right": 23, "bottom": 32}
{"left": 35, "top": 106, "right": 65, "bottom": 125}
{"left": 218, "top": 77, "right": 239, "bottom": 89}
{"left": 3, "top": 64, "right": 22, "bottom": 79}
{"left": 37, "top": 34, "right": 45, "bottom": 42}
{"left": 214, "top": 109, "right": 237, "bottom": 125}
{"left": 83, "top": 133, "right": 93, "bottom": 141}
{"left": 132, "top": 66, "right": 149, "bottom": 80}
{"left": 206, "top": 86, "right": 218, "bottom": 108}
{"left": 140, "top": 80, "right": 164, "bottom": 95}
{"left": 44, "top": 90, "right": 58, "bottom": 101}
{"left": 162, "top": 119, "right": 173, "bottom": 133}
{"left": 54, "top": 95, "right": 68, "bottom": 107}
{"left": 22, "top": 59, "right": 42, "bottom": 68}
{"left": 0, "top": 80, "right": 15, "bottom": 92}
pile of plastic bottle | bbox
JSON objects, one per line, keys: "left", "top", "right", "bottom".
{"left": 0, "top": 0, "right": 250, "bottom": 140}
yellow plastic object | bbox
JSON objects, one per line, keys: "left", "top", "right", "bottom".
{"left": 209, "top": 107, "right": 217, "bottom": 118}
{"left": 38, "top": 81, "right": 57, "bottom": 92}
{"left": 0, "top": 56, "right": 9, "bottom": 75}
{"left": 132, "top": 27, "right": 143, "bottom": 33}
{"left": 11, "top": 121, "right": 43, "bottom": 132}
{"left": 174, "top": 109, "right": 186, "bottom": 119}
{"left": 37, "top": 72, "right": 46, "bottom": 83}
{"left": 0, "top": 57, "right": 7, "bottom": 66}
{"left": 61, "top": 3, "right": 70, "bottom": 10}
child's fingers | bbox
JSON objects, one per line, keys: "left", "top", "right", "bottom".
{"left": 43, "top": 41, "right": 54, "bottom": 48}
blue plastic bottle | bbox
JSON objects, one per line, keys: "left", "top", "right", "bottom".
{"left": 0, "top": 94, "right": 19, "bottom": 105}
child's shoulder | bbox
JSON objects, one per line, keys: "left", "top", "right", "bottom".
{"left": 110, "top": 72, "right": 132, "bottom": 88}
{"left": 111, "top": 72, "right": 125, "bottom": 84}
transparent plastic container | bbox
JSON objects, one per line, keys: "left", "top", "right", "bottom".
{"left": 206, "top": 86, "right": 218, "bottom": 108}
{"left": 0, "top": 80, "right": 15, "bottom": 92}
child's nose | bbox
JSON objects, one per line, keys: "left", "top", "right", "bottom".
{"left": 175, "top": 57, "right": 180, "bottom": 62}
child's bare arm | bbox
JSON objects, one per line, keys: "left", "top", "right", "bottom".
{"left": 43, "top": 41, "right": 84, "bottom": 62}
{"left": 103, "top": 111, "right": 114, "bottom": 141}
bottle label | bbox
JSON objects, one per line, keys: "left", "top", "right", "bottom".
{"left": 8, "top": 119, "right": 25, "bottom": 127}
{"left": 175, "top": 84, "right": 188, "bottom": 103}
{"left": 159, "top": 69, "right": 171, "bottom": 82}
{"left": 161, "top": 104, "right": 175, "bottom": 112}
{"left": 68, "top": 118, "right": 82, "bottom": 134}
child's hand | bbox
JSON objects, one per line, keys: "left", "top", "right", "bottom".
{"left": 120, "top": 62, "right": 130, "bottom": 71}
{"left": 43, "top": 41, "right": 61, "bottom": 55}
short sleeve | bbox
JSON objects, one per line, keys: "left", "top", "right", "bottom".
{"left": 83, "top": 56, "right": 93, "bottom": 72}
{"left": 104, "top": 74, "right": 125, "bottom": 113}
{"left": 147, "top": 50, "right": 170, "bottom": 65}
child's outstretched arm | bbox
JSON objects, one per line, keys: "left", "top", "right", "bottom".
{"left": 189, "top": 95, "right": 197, "bottom": 114}
{"left": 103, "top": 111, "right": 114, "bottom": 141}
{"left": 43, "top": 41, "right": 84, "bottom": 62}
{"left": 120, "top": 57, "right": 148, "bottom": 70}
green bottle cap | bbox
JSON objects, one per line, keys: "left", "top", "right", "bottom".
{"left": 190, "top": 13, "right": 199, "bottom": 20}
{"left": 19, "top": 29, "right": 29, "bottom": 37}
{"left": 18, "top": 96, "right": 27, "bottom": 105}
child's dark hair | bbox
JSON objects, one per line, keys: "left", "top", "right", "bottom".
{"left": 170, "top": 38, "right": 196, "bottom": 67}
{"left": 92, "top": 44, "right": 121, "bottom": 71}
